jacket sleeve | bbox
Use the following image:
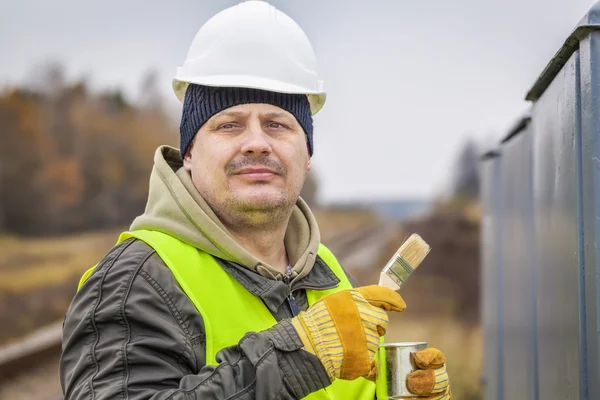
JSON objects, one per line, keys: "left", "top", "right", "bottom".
{"left": 59, "top": 239, "right": 331, "bottom": 400}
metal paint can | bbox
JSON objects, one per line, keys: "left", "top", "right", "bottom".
{"left": 375, "top": 341, "right": 428, "bottom": 399}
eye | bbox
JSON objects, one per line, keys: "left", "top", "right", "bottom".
{"left": 218, "top": 123, "right": 239, "bottom": 130}
{"left": 268, "top": 122, "right": 289, "bottom": 129}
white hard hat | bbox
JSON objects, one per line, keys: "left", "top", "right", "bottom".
{"left": 173, "top": 0, "right": 326, "bottom": 115}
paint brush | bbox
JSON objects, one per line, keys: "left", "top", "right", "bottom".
{"left": 378, "top": 233, "right": 431, "bottom": 290}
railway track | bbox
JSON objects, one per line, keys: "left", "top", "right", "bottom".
{"left": 0, "top": 321, "right": 63, "bottom": 399}
{"left": 0, "top": 221, "right": 399, "bottom": 399}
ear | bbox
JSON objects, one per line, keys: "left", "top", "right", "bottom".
{"left": 307, "top": 156, "right": 312, "bottom": 172}
{"left": 183, "top": 146, "right": 193, "bottom": 172}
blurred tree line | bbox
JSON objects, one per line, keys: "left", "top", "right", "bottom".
{"left": 432, "top": 136, "right": 483, "bottom": 219}
{"left": 0, "top": 63, "right": 178, "bottom": 236}
{"left": 451, "top": 138, "right": 480, "bottom": 201}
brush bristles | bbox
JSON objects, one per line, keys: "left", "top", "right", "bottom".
{"left": 396, "top": 233, "right": 431, "bottom": 270}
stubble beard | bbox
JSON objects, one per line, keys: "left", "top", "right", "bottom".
{"left": 217, "top": 184, "right": 299, "bottom": 232}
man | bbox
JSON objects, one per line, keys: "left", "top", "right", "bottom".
{"left": 60, "top": 1, "right": 451, "bottom": 399}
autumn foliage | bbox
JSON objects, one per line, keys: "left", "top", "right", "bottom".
{"left": 0, "top": 75, "right": 178, "bottom": 236}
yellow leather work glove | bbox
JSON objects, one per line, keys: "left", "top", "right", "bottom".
{"left": 291, "top": 285, "right": 406, "bottom": 381}
{"left": 406, "top": 347, "right": 452, "bottom": 399}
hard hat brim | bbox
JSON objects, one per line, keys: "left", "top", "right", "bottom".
{"left": 173, "top": 75, "right": 326, "bottom": 115}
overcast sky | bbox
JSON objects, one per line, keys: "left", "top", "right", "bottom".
{"left": 1, "top": 0, "right": 597, "bottom": 203}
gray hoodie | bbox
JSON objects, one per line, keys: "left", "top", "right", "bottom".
{"left": 59, "top": 146, "right": 359, "bottom": 400}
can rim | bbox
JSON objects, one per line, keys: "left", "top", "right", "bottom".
{"left": 380, "top": 341, "right": 428, "bottom": 347}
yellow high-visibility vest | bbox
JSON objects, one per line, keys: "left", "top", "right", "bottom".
{"left": 79, "top": 229, "right": 376, "bottom": 399}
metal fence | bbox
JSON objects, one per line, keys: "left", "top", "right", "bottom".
{"left": 480, "top": 2, "right": 600, "bottom": 399}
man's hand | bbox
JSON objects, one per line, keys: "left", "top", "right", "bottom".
{"left": 290, "top": 285, "right": 406, "bottom": 381}
{"left": 406, "top": 347, "right": 452, "bottom": 399}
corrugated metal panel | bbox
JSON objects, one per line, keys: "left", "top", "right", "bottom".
{"left": 531, "top": 49, "right": 582, "bottom": 399}
{"left": 578, "top": 31, "right": 600, "bottom": 400}
{"left": 479, "top": 4, "right": 600, "bottom": 398}
{"left": 498, "top": 122, "right": 538, "bottom": 400}
{"left": 480, "top": 150, "right": 502, "bottom": 400}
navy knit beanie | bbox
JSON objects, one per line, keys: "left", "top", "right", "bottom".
{"left": 179, "top": 84, "right": 314, "bottom": 158}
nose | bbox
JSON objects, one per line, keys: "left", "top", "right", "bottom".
{"left": 240, "top": 121, "right": 272, "bottom": 156}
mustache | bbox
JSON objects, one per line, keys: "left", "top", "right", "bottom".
{"left": 225, "top": 156, "right": 287, "bottom": 177}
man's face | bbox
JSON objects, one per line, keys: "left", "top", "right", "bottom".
{"left": 183, "top": 103, "right": 311, "bottom": 220}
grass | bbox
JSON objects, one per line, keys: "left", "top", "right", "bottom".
{"left": 0, "top": 228, "right": 122, "bottom": 291}
{"left": 0, "top": 228, "right": 123, "bottom": 344}
{"left": 312, "top": 207, "right": 384, "bottom": 242}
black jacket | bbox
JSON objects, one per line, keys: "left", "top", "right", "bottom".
{"left": 60, "top": 238, "right": 359, "bottom": 400}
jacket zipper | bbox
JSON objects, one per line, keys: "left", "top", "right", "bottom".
{"left": 282, "top": 271, "right": 328, "bottom": 394}
{"left": 282, "top": 266, "right": 330, "bottom": 395}
{"left": 283, "top": 266, "right": 300, "bottom": 317}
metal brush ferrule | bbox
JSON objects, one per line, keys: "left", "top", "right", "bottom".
{"left": 383, "top": 254, "right": 415, "bottom": 288}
